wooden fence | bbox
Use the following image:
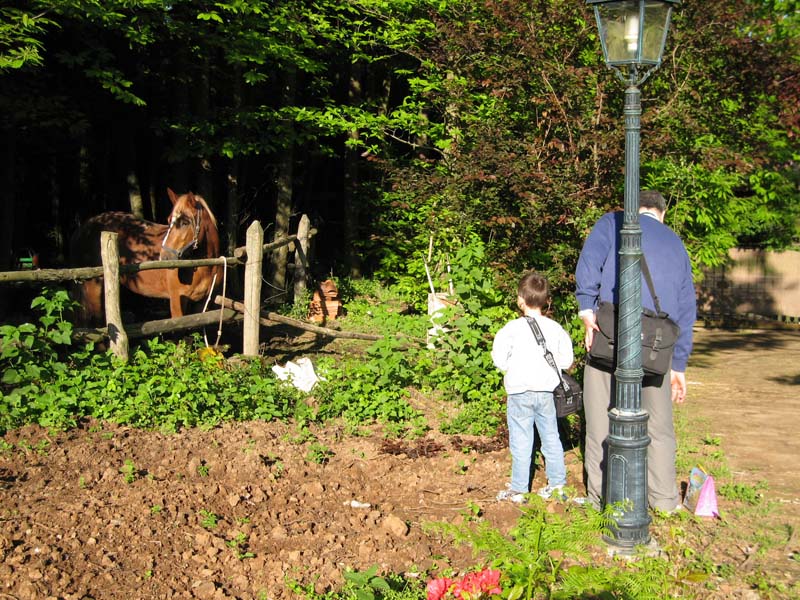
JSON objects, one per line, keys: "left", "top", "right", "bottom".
{"left": 0, "top": 215, "right": 372, "bottom": 360}
{"left": 698, "top": 248, "right": 800, "bottom": 325}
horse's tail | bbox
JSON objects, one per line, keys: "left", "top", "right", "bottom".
{"left": 68, "top": 217, "right": 104, "bottom": 326}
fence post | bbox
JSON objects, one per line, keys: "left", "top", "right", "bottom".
{"left": 100, "top": 231, "right": 129, "bottom": 362}
{"left": 243, "top": 221, "right": 264, "bottom": 356}
{"left": 293, "top": 214, "right": 310, "bottom": 306}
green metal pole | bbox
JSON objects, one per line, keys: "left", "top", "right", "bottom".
{"left": 603, "top": 79, "right": 652, "bottom": 549}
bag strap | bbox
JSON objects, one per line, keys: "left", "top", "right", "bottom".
{"left": 525, "top": 316, "right": 567, "bottom": 390}
{"left": 640, "top": 255, "right": 664, "bottom": 315}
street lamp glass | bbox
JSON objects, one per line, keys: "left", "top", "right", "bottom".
{"left": 589, "top": 0, "right": 678, "bottom": 68}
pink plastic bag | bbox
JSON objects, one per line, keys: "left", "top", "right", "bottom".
{"left": 683, "top": 466, "right": 720, "bottom": 517}
{"left": 694, "top": 474, "right": 720, "bottom": 518}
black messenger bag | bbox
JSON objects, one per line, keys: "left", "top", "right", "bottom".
{"left": 587, "top": 257, "right": 680, "bottom": 377}
{"left": 526, "top": 317, "right": 583, "bottom": 417}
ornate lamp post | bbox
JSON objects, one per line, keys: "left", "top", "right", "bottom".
{"left": 586, "top": 0, "right": 679, "bottom": 551}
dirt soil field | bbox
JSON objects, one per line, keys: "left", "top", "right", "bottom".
{"left": 0, "top": 326, "right": 798, "bottom": 600}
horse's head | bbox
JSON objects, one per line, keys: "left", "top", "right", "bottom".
{"left": 160, "top": 188, "right": 218, "bottom": 260}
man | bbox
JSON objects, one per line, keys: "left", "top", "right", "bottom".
{"left": 575, "top": 190, "right": 696, "bottom": 512}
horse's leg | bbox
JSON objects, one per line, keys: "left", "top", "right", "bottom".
{"left": 167, "top": 277, "right": 188, "bottom": 319}
{"left": 78, "top": 279, "right": 104, "bottom": 326}
{"left": 168, "top": 292, "right": 186, "bottom": 319}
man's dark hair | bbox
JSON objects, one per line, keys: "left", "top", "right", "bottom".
{"left": 518, "top": 271, "right": 549, "bottom": 310}
{"left": 640, "top": 190, "right": 666, "bottom": 213}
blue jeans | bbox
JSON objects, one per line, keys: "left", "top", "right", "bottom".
{"left": 507, "top": 391, "right": 567, "bottom": 493}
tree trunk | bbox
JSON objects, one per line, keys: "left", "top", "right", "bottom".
{"left": 55, "top": 145, "right": 82, "bottom": 263}
{"left": 0, "top": 128, "right": 15, "bottom": 317}
{"left": 225, "top": 67, "right": 244, "bottom": 296}
{"left": 169, "top": 51, "right": 191, "bottom": 196}
{"left": 225, "top": 165, "right": 242, "bottom": 296}
{"left": 343, "top": 64, "right": 365, "bottom": 278}
{"left": 195, "top": 58, "right": 214, "bottom": 206}
{"left": 127, "top": 171, "right": 145, "bottom": 218}
{"left": 269, "top": 68, "right": 296, "bottom": 305}
{"left": 149, "top": 183, "right": 158, "bottom": 222}
{"left": 444, "top": 71, "right": 459, "bottom": 163}
{"left": 48, "top": 159, "right": 66, "bottom": 265}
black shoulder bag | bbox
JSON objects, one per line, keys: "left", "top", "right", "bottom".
{"left": 525, "top": 317, "right": 583, "bottom": 418}
{"left": 588, "top": 255, "right": 681, "bottom": 376}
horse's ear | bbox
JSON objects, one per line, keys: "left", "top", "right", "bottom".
{"left": 167, "top": 188, "right": 178, "bottom": 205}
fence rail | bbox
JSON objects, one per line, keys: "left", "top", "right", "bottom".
{"left": 0, "top": 233, "right": 310, "bottom": 284}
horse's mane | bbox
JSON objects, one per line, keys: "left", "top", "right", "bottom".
{"left": 194, "top": 195, "right": 219, "bottom": 230}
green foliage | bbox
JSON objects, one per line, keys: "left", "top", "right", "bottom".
{"left": 305, "top": 442, "right": 335, "bottom": 465}
{"left": 119, "top": 459, "right": 137, "bottom": 484}
{"left": 438, "top": 395, "right": 503, "bottom": 437}
{"left": 0, "top": 287, "right": 82, "bottom": 384}
{"left": 0, "top": 288, "right": 92, "bottom": 432}
{"left": 0, "top": 259, "right": 511, "bottom": 441}
{"left": 226, "top": 532, "right": 255, "bottom": 560}
{"left": 364, "top": 0, "right": 609, "bottom": 298}
{"left": 363, "top": 0, "right": 799, "bottom": 296}
{"left": 718, "top": 481, "right": 768, "bottom": 506}
{"left": 0, "top": 292, "right": 303, "bottom": 434}
{"left": 342, "top": 565, "right": 393, "bottom": 600}
{"left": 290, "top": 564, "right": 424, "bottom": 600}
{"left": 335, "top": 278, "right": 425, "bottom": 339}
{"left": 428, "top": 501, "right": 687, "bottom": 599}
{"left": 402, "top": 236, "right": 513, "bottom": 434}
{"left": 0, "top": 6, "right": 54, "bottom": 71}
{"left": 199, "top": 509, "right": 219, "bottom": 530}
{"left": 0, "top": 269, "right": 519, "bottom": 442}
{"left": 643, "top": 1, "right": 800, "bottom": 269}
{"left": 311, "top": 342, "right": 421, "bottom": 432}
{"left": 644, "top": 155, "right": 800, "bottom": 272}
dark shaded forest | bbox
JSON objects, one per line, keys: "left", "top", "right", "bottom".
{"left": 1, "top": 1, "right": 798, "bottom": 317}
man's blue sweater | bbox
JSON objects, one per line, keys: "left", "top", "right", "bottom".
{"left": 575, "top": 211, "right": 697, "bottom": 372}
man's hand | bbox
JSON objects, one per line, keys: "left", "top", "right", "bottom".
{"left": 670, "top": 370, "right": 687, "bottom": 404}
{"left": 580, "top": 311, "right": 598, "bottom": 351}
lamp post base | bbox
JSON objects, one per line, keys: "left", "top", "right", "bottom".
{"left": 604, "top": 536, "right": 662, "bottom": 558}
{"left": 604, "top": 407, "right": 652, "bottom": 549}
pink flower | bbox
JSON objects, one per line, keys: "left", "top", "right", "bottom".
{"left": 476, "top": 569, "right": 502, "bottom": 596}
{"left": 427, "top": 577, "right": 455, "bottom": 600}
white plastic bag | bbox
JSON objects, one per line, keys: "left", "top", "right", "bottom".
{"left": 271, "top": 357, "right": 320, "bottom": 393}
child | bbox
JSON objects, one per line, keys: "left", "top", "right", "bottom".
{"left": 491, "top": 271, "right": 574, "bottom": 503}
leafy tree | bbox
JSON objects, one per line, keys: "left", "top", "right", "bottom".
{"left": 643, "top": 0, "right": 800, "bottom": 270}
{"left": 357, "top": 0, "right": 799, "bottom": 311}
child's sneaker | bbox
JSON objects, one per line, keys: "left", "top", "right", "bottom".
{"left": 537, "top": 485, "right": 566, "bottom": 501}
{"left": 496, "top": 488, "right": 526, "bottom": 504}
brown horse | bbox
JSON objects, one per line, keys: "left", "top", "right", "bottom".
{"left": 70, "top": 189, "right": 223, "bottom": 326}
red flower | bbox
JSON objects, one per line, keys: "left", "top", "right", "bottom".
{"left": 452, "top": 569, "right": 502, "bottom": 600}
{"left": 427, "top": 569, "right": 502, "bottom": 600}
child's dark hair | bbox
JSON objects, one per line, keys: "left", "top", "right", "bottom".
{"left": 517, "top": 271, "right": 549, "bottom": 310}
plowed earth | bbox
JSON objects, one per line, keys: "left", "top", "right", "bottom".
{"left": 1, "top": 327, "right": 798, "bottom": 600}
